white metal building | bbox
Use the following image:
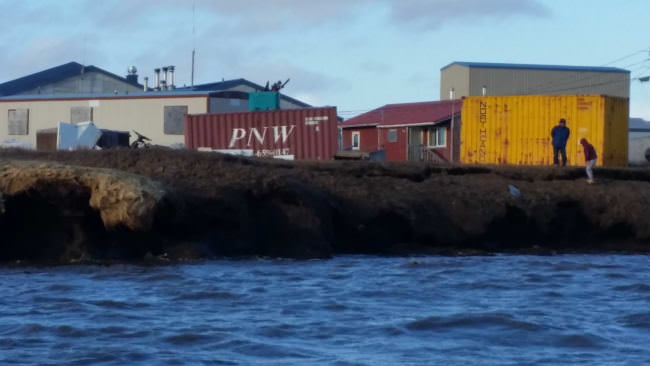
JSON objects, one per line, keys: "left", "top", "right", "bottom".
{"left": 0, "top": 62, "right": 312, "bottom": 149}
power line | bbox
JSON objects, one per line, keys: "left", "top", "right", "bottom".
{"left": 601, "top": 49, "right": 648, "bottom": 66}
{"left": 620, "top": 59, "right": 650, "bottom": 69}
{"left": 515, "top": 49, "right": 649, "bottom": 95}
{"left": 525, "top": 71, "right": 648, "bottom": 95}
{"left": 342, "top": 50, "right": 650, "bottom": 119}
{"left": 520, "top": 60, "right": 648, "bottom": 95}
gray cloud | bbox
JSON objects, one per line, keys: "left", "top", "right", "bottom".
{"left": 0, "top": 0, "right": 551, "bottom": 91}
{"left": 236, "top": 59, "right": 350, "bottom": 93}
{"left": 197, "top": 0, "right": 550, "bottom": 33}
{"left": 387, "top": 0, "right": 550, "bottom": 30}
{"left": 359, "top": 60, "right": 393, "bottom": 75}
{"left": 0, "top": 36, "right": 108, "bottom": 81}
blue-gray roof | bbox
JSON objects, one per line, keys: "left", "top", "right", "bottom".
{"left": 0, "top": 62, "right": 143, "bottom": 96}
{"left": 630, "top": 118, "right": 650, "bottom": 131}
{"left": 0, "top": 62, "right": 311, "bottom": 107}
{"left": 179, "top": 78, "right": 311, "bottom": 108}
{"left": 441, "top": 61, "right": 630, "bottom": 73}
{"left": 0, "top": 90, "right": 221, "bottom": 101}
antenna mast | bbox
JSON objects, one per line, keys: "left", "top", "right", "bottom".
{"left": 191, "top": 0, "right": 196, "bottom": 87}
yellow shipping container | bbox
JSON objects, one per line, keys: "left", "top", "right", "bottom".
{"left": 460, "top": 95, "right": 628, "bottom": 166}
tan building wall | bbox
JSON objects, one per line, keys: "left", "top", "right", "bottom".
{"left": 441, "top": 64, "right": 630, "bottom": 100}
{"left": 468, "top": 67, "right": 630, "bottom": 98}
{"left": 440, "top": 64, "right": 470, "bottom": 100}
{"left": 0, "top": 94, "right": 209, "bottom": 148}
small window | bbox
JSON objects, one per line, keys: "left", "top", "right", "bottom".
{"left": 8, "top": 109, "right": 29, "bottom": 135}
{"left": 387, "top": 129, "right": 398, "bottom": 143}
{"left": 428, "top": 127, "right": 447, "bottom": 148}
{"left": 352, "top": 131, "right": 360, "bottom": 150}
{"left": 164, "top": 105, "right": 188, "bottom": 135}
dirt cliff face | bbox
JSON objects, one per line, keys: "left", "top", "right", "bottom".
{"left": 0, "top": 161, "right": 165, "bottom": 230}
{"left": 0, "top": 160, "right": 172, "bottom": 263}
{"left": 0, "top": 148, "right": 649, "bottom": 264}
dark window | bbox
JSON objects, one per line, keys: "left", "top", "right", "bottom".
{"left": 428, "top": 127, "right": 447, "bottom": 147}
{"left": 164, "top": 105, "right": 188, "bottom": 135}
{"left": 387, "top": 129, "right": 398, "bottom": 142}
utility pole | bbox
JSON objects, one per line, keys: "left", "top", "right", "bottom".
{"left": 191, "top": 0, "right": 196, "bottom": 87}
{"left": 191, "top": 49, "right": 195, "bottom": 87}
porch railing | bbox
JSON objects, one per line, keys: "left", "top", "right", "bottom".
{"left": 408, "top": 144, "right": 448, "bottom": 163}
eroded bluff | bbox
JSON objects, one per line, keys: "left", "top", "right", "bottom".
{"left": 0, "top": 160, "right": 334, "bottom": 263}
{"left": 1, "top": 151, "right": 650, "bottom": 264}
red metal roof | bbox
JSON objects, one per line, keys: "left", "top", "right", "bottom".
{"left": 340, "top": 100, "right": 462, "bottom": 128}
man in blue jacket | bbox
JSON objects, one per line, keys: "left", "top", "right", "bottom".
{"left": 551, "top": 118, "right": 570, "bottom": 166}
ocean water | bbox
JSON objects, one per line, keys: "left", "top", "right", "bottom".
{"left": 1, "top": 255, "right": 649, "bottom": 365}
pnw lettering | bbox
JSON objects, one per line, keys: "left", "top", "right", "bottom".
{"left": 228, "top": 125, "right": 296, "bottom": 148}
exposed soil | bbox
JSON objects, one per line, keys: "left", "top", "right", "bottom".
{"left": 1, "top": 148, "right": 649, "bottom": 264}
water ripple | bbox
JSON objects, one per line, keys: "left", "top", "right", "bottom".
{"left": 405, "top": 313, "right": 544, "bottom": 332}
{"left": 172, "top": 290, "right": 242, "bottom": 301}
{"left": 552, "top": 333, "right": 608, "bottom": 349}
{"left": 619, "top": 312, "right": 650, "bottom": 329}
{"left": 613, "top": 283, "right": 650, "bottom": 292}
{"left": 89, "top": 299, "right": 150, "bottom": 310}
{"left": 162, "top": 332, "right": 213, "bottom": 345}
{"left": 0, "top": 255, "right": 648, "bottom": 365}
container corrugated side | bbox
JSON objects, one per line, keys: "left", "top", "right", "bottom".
{"left": 460, "top": 95, "right": 628, "bottom": 166}
{"left": 602, "top": 97, "right": 629, "bottom": 166}
{"left": 185, "top": 107, "right": 338, "bottom": 160}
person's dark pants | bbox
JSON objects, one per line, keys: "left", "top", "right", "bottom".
{"left": 553, "top": 146, "right": 567, "bottom": 166}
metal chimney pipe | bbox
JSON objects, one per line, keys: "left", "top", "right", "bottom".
{"left": 144, "top": 77, "right": 149, "bottom": 92}
{"left": 161, "top": 67, "right": 168, "bottom": 90}
{"left": 168, "top": 66, "right": 175, "bottom": 89}
{"left": 482, "top": 85, "right": 487, "bottom": 96}
{"left": 154, "top": 68, "right": 160, "bottom": 90}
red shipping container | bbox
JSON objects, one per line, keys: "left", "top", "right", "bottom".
{"left": 185, "top": 107, "right": 338, "bottom": 160}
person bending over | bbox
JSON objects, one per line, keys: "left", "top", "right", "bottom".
{"left": 580, "top": 138, "right": 597, "bottom": 184}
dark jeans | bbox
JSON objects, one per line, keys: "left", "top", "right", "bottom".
{"left": 553, "top": 146, "right": 567, "bottom": 166}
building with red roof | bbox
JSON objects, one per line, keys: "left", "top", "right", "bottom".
{"left": 339, "top": 100, "right": 462, "bottom": 162}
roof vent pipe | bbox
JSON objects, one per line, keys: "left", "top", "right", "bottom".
{"left": 449, "top": 88, "right": 455, "bottom": 100}
{"left": 154, "top": 68, "right": 160, "bottom": 90}
{"left": 161, "top": 66, "right": 168, "bottom": 90}
{"left": 482, "top": 85, "right": 487, "bottom": 96}
{"left": 168, "top": 66, "right": 175, "bottom": 89}
{"left": 144, "top": 77, "right": 149, "bottom": 92}
{"left": 125, "top": 66, "right": 138, "bottom": 84}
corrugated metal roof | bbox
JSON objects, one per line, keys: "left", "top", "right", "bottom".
{"left": 441, "top": 61, "right": 629, "bottom": 73}
{"left": 0, "top": 90, "right": 218, "bottom": 101}
{"left": 0, "top": 61, "right": 143, "bottom": 96}
{"left": 180, "top": 78, "right": 311, "bottom": 108}
{"left": 629, "top": 117, "right": 650, "bottom": 131}
{"left": 340, "top": 100, "right": 462, "bottom": 128}
{"left": 0, "top": 63, "right": 312, "bottom": 108}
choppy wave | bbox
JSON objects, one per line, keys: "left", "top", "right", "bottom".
{"left": 0, "top": 255, "right": 649, "bottom": 365}
{"left": 405, "top": 313, "right": 545, "bottom": 332}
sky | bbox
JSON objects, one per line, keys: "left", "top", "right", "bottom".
{"left": 0, "top": 0, "right": 649, "bottom": 120}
